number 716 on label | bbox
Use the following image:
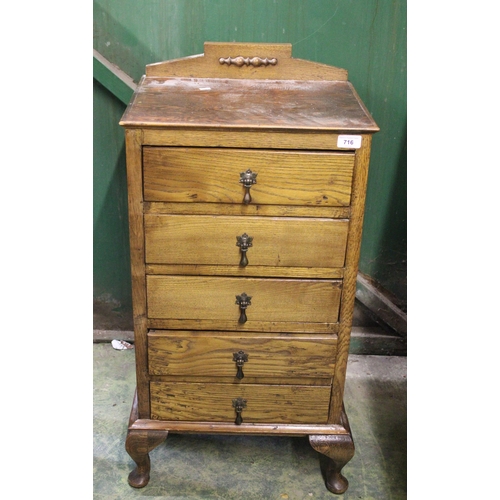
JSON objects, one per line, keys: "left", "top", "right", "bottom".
{"left": 337, "top": 135, "right": 362, "bottom": 149}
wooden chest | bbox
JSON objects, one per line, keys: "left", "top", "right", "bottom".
{"left": 119, "top": 42, "right": 378, "bottom": 495}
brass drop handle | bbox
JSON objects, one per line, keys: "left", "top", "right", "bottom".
{"left": 232, "top": 397, "right": 247, "bottom": 425}
{"left": 236, "top": 233, "right": 253, "bottom": 267}
{"left": 233, "top": 350, "right": 249, "bottom": 379}
{"left": 239, "top": 169, "right": 257, "bottom": 204}
{"left": 235, "top": 293, "right": 252, "bottom": 324}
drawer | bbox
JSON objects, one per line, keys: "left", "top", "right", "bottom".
{"left": 148, "top": 331, "right": 336, "bottom": 379}
{"left": 150, "top": 382, "right": 331, "bottom": 424}
{"left": 145, "top": 214, "right": 348, "bottom": 268}
{"left": 143, "top": 147, "right": 355, "bottom": 207}
{"left": 146, "top": 275, "right": 342, "bottom": 330}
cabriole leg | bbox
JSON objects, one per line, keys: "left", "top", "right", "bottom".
{"left": 125, "top": 429, "right": 168, "bottom": 488}
{"left": 309, "top": 425, "right": 355, "bottom": 495}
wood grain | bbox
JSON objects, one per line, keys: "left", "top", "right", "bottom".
{"left": 146, "top": 275, "right": 342, "bottom": 325}
{"left": 145, "top": 264, "right": 344, "bottom": 279}
{"left": 144, "top": 214, "right": 348, "bottom": 268}
{"left": 310, "top": 432, "right": 354, "bottom": 494}
{"left": 330, "top": 135, "right": 373, "bottom": 424}
{"left": 120, "top": 42, "right": 379, "bottom": 494}
{"left": 144, "top": 201, "right": 351, "bottom": 219}
{"left": 142, "top": 129, "right": 351, "bottom": 151}
{"left": 121, "top": 78, "right": 380, "bottom": 131}
{"left": 143, "top": 147, "right": 354, "bottom": 206}
{"left": 130, "top": 419, "right": 348, "bottom": 436}
{"left": 150, "top": 382, "right": 331, "bottom": 424}
{"left": 124, "top": 129, "right": 150, "bottom": 418}
{"left": 145, "top": 42, "right": 348, "bottom": 81}
{"left": 148, "top": 331, "right": 336, "bottom": 378}
{"left": 146, "top": 318, "right": 339, "bottom": 334}
{"left": 147, "top": 375, "right": 332, "bottom": 386}
{"left": 125, "top": 427, "right": 168, "bottom": 488}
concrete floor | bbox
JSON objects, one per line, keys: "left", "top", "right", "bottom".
{"left": 94, "top": 343, "right": 406, "bottom": 499}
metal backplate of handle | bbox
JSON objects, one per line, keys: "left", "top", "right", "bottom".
{"left": 236, "top": 233, "right": 253, "bottom": 266}
{"left": 232, "top": 397, "right": 247, "bottom": 425}
{"left": 239, "top": 169, "right": 257, "bottom": 204}
{"left": 235, "top": 293, "right": 252, "bottom": 324}
{"left": 232, "top": 350, "right": 249, "bottom": 379}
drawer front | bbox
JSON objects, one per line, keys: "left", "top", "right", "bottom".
{"left": 145, "top": 214, "right": 348, "bottom": 268}
{"left": 143, "top": 147, "right": 354, "bottom": 207}
{"left": 150, "top": 382, "right": 331, "bottom": 424}
{"left": 148, "top": 331, "right": 336, "bottom": 378}
{"left": 146, "top": 275, "right": 341, "bottom": 326}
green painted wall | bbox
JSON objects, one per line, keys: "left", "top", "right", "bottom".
{"left": 93, "top": 0, "right": 407, "bottom": 318}
{"left": 93, "top": 80, "right": 131, "bottom": 311}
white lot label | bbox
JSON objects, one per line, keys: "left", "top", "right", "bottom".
{"left": 337, "top": 135, "right": 362, "bottom": 149}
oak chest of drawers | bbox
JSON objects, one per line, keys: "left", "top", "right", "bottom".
{"left": 119, "top": 42, "right": 378, "bottom": 495}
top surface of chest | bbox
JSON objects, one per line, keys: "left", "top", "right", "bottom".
{"left": 120, "top": 77, "right": 378, "bottom": 132}
{"left": 120, "top": 42, "right": 378, "bottom": 134}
